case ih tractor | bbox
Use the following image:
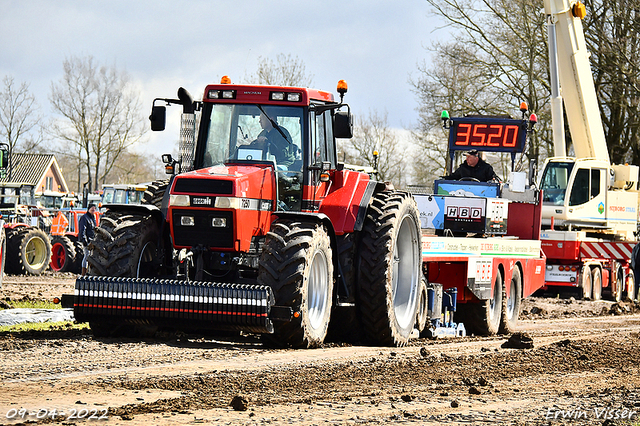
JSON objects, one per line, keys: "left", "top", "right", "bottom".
{"left": 75, "top": 79, "right": 422, "bottom": 348}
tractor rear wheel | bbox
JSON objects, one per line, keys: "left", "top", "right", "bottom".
{"left": 87, "top": 211, "right": 160, "bottom": 278}
{"left": 6, "top": 227, "right": 51, "bottom": 275}
{"left": 142, "top": 179, "right": 170, "bottom": 208}
{"left": 50, "top": 235, "right": 76, "bottom": 273}
{"left": 258, "top": 219, "right": 333, "bottom": 348}
{"left": 357, "top": 191, "right": 421, "bottom": 346}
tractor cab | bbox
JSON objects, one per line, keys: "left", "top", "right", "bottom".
{"left": 153, "top": 79, "right": 353, "bottom": 213}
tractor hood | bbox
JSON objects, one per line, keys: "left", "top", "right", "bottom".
{"left": 167, "top": 164, "right": 276, "bottom": 252}
{"left": 170, "top": 164, "right": 276, "bottom": 204}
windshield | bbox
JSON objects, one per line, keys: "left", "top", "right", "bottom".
{"left": 540, "top": 161, "right": 574, "bottom": 205}
{"left": 200, "top": 104, "right": 304, "bottom": 171}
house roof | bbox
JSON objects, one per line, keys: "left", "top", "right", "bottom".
{"left": 0, "top": 153, "right": 69, "bottom": 193}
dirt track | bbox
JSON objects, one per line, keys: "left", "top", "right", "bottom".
{"left": 2, "top": 273, "right": 640, "bottom": 425}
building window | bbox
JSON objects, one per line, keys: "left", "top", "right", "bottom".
{"left": 45, "top": 176, "right": 53, "bottom": 191}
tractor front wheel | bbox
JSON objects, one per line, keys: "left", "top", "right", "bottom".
{"left": 87, "top": 211, "right": 161, "bottom": 278}
{"left": 258, "top": 220, "right": 333, "bottom": 348}
{"left": 50, "top": 235, "right": 77, "bottom": 273}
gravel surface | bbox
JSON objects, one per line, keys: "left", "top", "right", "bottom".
{"left": 2, "top": 273, "right": 640, "bottom": 425}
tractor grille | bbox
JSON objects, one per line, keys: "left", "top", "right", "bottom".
{"left": 172, "top": 209, "right": 234, "bottom": 248}
{"left": 173, "top": 178, "right": 233, "bottom": 195}
{"left": 73, "top": 276, "right": 275, "bottom": 334}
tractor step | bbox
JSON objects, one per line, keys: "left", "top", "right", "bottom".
{"left": 73, "top": 276, "right": 275, "bottom": 334}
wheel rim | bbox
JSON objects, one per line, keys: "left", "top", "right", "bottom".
{"left": 489, "top": 277, "right": 500, "bottom": 322}
{"left": 307, "top": 249, "right": 329, "bottom": 330}
{"left": 582, "top": 268, "right": 592, "bottom": 299}
{"left": 592, "top": 269, "right": 602, "bottom": 300}
{"left": 391, "top": 214, "right": 419, "bottom": 330}
{"left": 506, "top": 277, "right": 516, "bottom": 319}
{"left": 51, "top": 242, "right": 66, "bottom": 271}
{"left": 25, "top": 236, "right": 47, "bottom": 269}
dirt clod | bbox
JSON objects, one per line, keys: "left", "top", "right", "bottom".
{"left": 501, "top": 332, "right": 534, "bottom": 349}
{"left": 230, "top": 395, "right": 248, "bottom": 411}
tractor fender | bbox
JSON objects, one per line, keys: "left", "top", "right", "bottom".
{"left": 101, "top": 204, "right": 166, "bottom": 228}
{"left": 353, "top": 180, "right": 385, "bottom": 232}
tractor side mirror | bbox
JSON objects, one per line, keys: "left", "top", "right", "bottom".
{"left": 334, "top": 110, "right": 353, "bottom": 139}
{"left": 150, "top": 105, "right": 167, "bottom": 131}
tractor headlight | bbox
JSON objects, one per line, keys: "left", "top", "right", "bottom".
{"left": 170, "top": 194, "right": 190, "bottom": 206}
{"left": 181, "top": 216, "right": 195, "bottom": 226}
{"left": 211, "top": 217, "right": 227, "bottom": 227}
{"left": 214, "top": 197, "right": 239, "bottom": 209}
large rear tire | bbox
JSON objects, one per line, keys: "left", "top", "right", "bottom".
{"left": 258, "top": 220, "right": 333, "bottom": 348}
{"left": 499, "top": 267, "right": 521, "bottom": 334}
{"left": 87, "top": 211, "right": 161, "bottom": 278}
{"left": 6, "top": 227, "right": 52, "bottom": 275}
{"left": 142, "top": 179, "right": 170, "bottom": 208}
{"left": 357, "top": 191, "right": 421, "bottom": 347}
{"left": 50, "top": 235, "right": 77, "bottom": 273}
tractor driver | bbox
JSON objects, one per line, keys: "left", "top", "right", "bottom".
{"left": 444, "top": 149, "right": 498, "bottom": 182}
{"left": 248, "top": 114, "right": 295, "bottom": 167}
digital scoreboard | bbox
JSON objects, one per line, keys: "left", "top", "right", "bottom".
{"left": 448, "top": 117, "right": 528, "bottom": 154}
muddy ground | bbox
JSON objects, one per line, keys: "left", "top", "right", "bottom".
{"left": 2, "top": 273, "right": 640, "bottom": 425}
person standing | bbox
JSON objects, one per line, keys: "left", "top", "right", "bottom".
{"left": 78, "top": 204, "right": 97, "bottom": 275}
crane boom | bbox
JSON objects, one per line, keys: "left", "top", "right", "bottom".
{"left": 543, "top": 0, "right": 609, "bottom": 162}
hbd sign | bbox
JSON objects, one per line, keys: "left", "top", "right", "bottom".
{"left": 443, "top": 197, "right": 486, "bottom": 233}
{"left": 446, "top": 206, "right": 483, "bottom": 221}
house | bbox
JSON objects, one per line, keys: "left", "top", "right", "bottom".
{"left": 0, "top": 153, "right": 70, "bottom": 195}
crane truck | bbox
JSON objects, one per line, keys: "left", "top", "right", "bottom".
{"left": 538, "top": 0, "right": 640, "bottom": 301}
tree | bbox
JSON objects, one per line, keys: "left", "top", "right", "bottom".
{"left": 246, "top": 53, "right": 314, "bottom": 87}
{"left": 416, "top": 0, "right": 640, "bottom": 175}
{"left": 0, "top": 76, "right": 43, "bottom": 156}
{"left": 584, "top": 0, "right": 640, "bottom": 164}
{"left": 340, "top": 110, "right": 407, "bottom": 186}
{"left": 411, "top": 0, "right": 554, "bottom": 185}
{"left": 49, "top": 56, "right": 147, "bottom": 192}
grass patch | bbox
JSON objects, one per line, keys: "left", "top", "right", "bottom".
{"left": 0, "top": 320, "right": 88, "bottom": 333}
{"left": 4, "top": 299, "right": 60, "bottom": 310}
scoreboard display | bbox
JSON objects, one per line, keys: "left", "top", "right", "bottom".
{"left": 448, "top": 117, "right": 528, "bottom": 153}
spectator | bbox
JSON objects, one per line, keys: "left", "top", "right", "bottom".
{"left": 78, "top": 204, "right": 97, "bottom": 275}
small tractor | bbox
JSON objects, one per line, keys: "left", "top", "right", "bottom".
{"left": 73, "top": 79, "right": 423, "bottom": 348}
{"left": 0, "top": 182, "right": 51, "bottom": 275}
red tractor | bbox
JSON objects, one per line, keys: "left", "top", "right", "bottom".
{"left": 75, "top": 79, "right": 422, "bottom": 348}
{"left": 49, "top": 209, "right": 100, "bottom": 273}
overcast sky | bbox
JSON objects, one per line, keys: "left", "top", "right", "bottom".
{"left": 0, "top": 1, "right": 445, "bottom": 159}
